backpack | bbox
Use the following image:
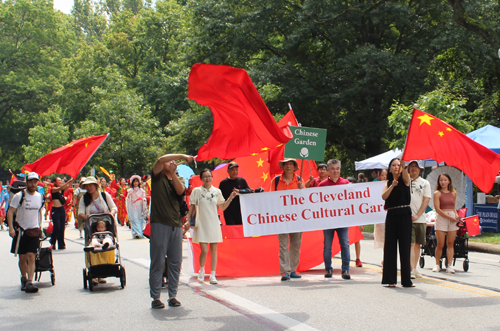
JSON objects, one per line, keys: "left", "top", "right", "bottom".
{"left": 273, "top": 175, "right": 301, "bottom": 191}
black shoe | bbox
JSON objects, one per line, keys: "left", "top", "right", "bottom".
{"left": 152, "top": 299, "right": 165, "bottom": 309}
{"left": 21, "top": 277, "right": 27, "bottom": 291}
{"left": 102, "top": 242, "right": 109, "bottom": 250}
{"left": 84, "top": 246, "right": 95, "bottom": 252}
{"left": 24, "top": 282, "right": 39, "bottom": 293}
{"left": 168, "top": 298, "right": 181, "bottom": 307}
{"left": 325, "top": 270, "right": 333, "bottom": 278}
{"left": 341, "top": 271, "right": 351, "bottom": 280}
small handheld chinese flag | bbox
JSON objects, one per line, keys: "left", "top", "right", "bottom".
{"left": 402, "top": 109, "right": 500, "bottom": 193}
{"left": 463, "top": 215, "right": 481, "bottom": 236}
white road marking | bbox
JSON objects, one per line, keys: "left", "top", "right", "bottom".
{"left": 131, "top": 258, "right": 319, "bottom": 331}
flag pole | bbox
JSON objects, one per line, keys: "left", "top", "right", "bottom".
{"left": 300, "top": 159, "right": 304, "bottom": 182}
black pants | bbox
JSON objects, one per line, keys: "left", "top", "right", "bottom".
{"left": 50, "top": 206, "right": 66, "bottom": 249}
{"left": 382, "top": 208, "right": 413, "bottom": 287}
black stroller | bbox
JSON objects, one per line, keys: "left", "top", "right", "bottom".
{"left": 82, "top": 213, "right": 126, "bottom": 291}
{"left": 34, "top": 237, "right": 55, "bottom": 285}
{"left": 419, "top": 222, "right": 470, "bottom": 272}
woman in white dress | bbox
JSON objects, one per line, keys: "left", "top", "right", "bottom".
{"left": 187, "top": 169, "right": 237, "bottom": 284}
{"left": 126, "top": 175, "right": 147, "bottom": 239}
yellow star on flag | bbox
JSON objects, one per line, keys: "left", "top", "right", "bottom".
{"left": 438, "top": 131, "right": 444, "bottom": 137}
{"left": 261, "top": 172, "right": 269, "bottom": 181}
{"left": 417, "top": 114, "right": 434, "bottom": 126}
{"left": 256, "top": 158, "right": 264, "bottom": 167}
{"left": 261, "top": 147, "right": 270, "bottom": 151}
{"left": 251, "top": 153, "right": 259, "bottom": 156}
{"left": 276, "top": 144, "right": 283, "bottom": 147}
{"left": 446, "top": 128, "right": 452, "bottom": 132}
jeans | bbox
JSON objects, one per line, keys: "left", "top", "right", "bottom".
{"left": 323, "top": 227, "right": 350, "bottom": 272}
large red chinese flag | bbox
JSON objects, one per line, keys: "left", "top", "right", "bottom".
{"left": 402, "top": 109, "right": 500, "bottom": 193}
{"left": 268, "top": 109, "right": 299, "bottom": 175}
{"left": 188, "top": 64, "right": 292, "bottom": 161}
{"left": 463, "top": 215, "right": 481, "bottom": 236}
{"left": 23, "top": 134, "right": 109, "bottom": 179}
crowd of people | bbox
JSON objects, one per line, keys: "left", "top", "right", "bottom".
{"left": 0, "top": 153, "right": 468, "bottom": 306}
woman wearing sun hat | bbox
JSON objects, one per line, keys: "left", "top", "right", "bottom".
{"left": 126, "top": 175, "right": 147, "bottom": 238}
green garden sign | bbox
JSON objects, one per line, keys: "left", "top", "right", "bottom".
{"left": 284, "top": 126, "right": 327, "bottom": 161}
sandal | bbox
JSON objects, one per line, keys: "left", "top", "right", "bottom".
{"left": 386, "top": 284, "right": 396, "bottom": 288}
{"left": 92, "top": 279, "right": 99, "bottom": 285}
{"left": 98, "top": 278, "right": 107, "bottom": 284}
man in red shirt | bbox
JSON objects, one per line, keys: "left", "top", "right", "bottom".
{"left": 305, "top": 163, "right": 328, "bottom": 188}
{"left": 270, "top": 159, "right": 304, "bottom": 281}
{"left": 318, "top": 159, "right": 351, "bottom": 280}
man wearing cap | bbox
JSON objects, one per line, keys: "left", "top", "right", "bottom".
{"left": 219, "top": 162, "right": 255, "bottom": 225}
{"left": 150, "top": 153, "right": 194, "bottom": 309}
{"left": 408, "top": 160, "right": 431, "bottom": 279}
{"left": 318, "top": 159, "right": 352, "bottom": 280}
{"left": 305, "top": 163, "right": 328, "bottom": 188}
{"left": 7, "top": 172, "right": 44, "bottom": 293}
{"left": 270, "top": 158, "right": 304, "bottom": 281}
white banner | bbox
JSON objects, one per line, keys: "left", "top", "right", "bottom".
{"left": 240, "top": 181, "right": 387, "bottom": 237}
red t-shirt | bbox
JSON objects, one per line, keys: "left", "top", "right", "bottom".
{"left": 318, "top": 176, "right": 350, "bottom": 187}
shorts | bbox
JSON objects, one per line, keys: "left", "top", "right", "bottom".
{"left": 435, "top": 210, "right": 459, "bottom": 232}
{"left": 10, "top": 229, "right": 39, "bottom": 255}
{"left": 411, "top": 222, "right": 426, "bottom": 245}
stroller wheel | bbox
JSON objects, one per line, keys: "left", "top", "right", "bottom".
{"left": 83, "top": 269, "right": 88, "bottom": 289}
{"left": 419, "top": 256, "right": 425, "bottom": 268}
{"left": 51, "top": 272, "right": 56, "bottom": 286}
{"left": 120, "top": 267, "right": 126, "bottom": 289}
{"left": 463, "top": 259, "right": 469, "bottom": 272}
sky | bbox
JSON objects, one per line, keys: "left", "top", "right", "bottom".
{"left": 53, "top": 0, "right": 73, "bottom": 14}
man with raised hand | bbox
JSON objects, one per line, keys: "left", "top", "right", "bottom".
{"left": 149, "top": 153, "right": 194, "bottom": 309}
{"left": 7, "top": 172, "right": 44, "bottom": 293}
{"left": 318, "top": 159, "right": 352, "bottom": 280}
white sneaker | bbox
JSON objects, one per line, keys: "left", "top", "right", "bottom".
{"left": 410, "top": 270, "right": 416, "bottom": 279}
{"left": 209, "top": 275, "right": 218, "bottom": 285}
{"left": 197, "top": 271, "right": 204, "bottom": 283}
{"left": 446, "top": 266, "right": 455, "bottom": 274}
{"left": 414, "top": 270, "right": 423, "bottom": 278}
{"left": 432, "top": 265, "right": 441, "bottom": 272}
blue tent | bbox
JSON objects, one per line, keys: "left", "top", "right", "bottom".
{"left": 466, "top": 125, "right": 500, "bottom": 154}
{"left": 464, "top": 125, "right": 500, "bottom": 215}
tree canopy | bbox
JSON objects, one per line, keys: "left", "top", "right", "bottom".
{"left": 1, "top": 0, "right": 499, "bottom": 179}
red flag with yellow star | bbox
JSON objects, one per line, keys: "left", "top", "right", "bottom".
{"left": 23, "top": 134, "right": 109, "bottom": 178}
{"left": 463, "top": 215, "right": 481, "bottom": 236}
{"left": 402, "top": 109, "right": 500, "bottom": 193}
{"left": 188, "top": 64, "right": 293, "bottom": 161}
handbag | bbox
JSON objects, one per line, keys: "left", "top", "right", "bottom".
{"left": 24, "top": 227, "right": 41, "bottom": 238}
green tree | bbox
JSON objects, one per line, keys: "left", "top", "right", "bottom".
{"left": 23, "top": 105, "right": 70, "bottom": 163}
{"left": 74, "top": 67, "right": 165, "bottom": 177}
{"left": 388, "top": 89, "right": 474, "bottom": 149}
{"left": 0, "top": 0, "right": 76, "bottom": 170}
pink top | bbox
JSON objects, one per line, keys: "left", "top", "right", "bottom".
{"left": 439, "top": 191, "right": 455, "bottom": 210}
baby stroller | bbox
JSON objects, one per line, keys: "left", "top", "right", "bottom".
{"left": 419, "top": 222, "right": 470, "bottom": 272}
{"left": 82, "top": 213, "right": 126, "bottom": 291}
{"left": 35, "top": 237, "right": 55, "bottom": 285}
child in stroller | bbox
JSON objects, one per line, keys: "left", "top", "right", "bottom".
{"left": 86, "top": 220, "right": 115, "bottom": 252}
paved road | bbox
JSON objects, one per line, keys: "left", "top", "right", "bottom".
{"left": 1, "top": 225, "right": 500, "bottom": 331}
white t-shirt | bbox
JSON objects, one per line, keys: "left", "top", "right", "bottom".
{"left": 78, "top": 192, "right": 117, "bottom": 215}
{"left": 410, "top": 176, "right": 432, "bottom": 223}
{"left": 10, "top": 190, "right": 44, "bottom": 230}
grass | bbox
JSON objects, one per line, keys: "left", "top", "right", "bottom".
{"left": 363, "top": 224, "right": 374, "bottom": 233}
{"left": 469, "top": 232, "right": 500, "bottom": 245}
{"left": 362, "top": 224, "right": 500, "bottom": 245}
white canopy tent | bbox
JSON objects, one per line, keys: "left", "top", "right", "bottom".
{"left": 355, "top": 148, "right": 438, "bottom": 171}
